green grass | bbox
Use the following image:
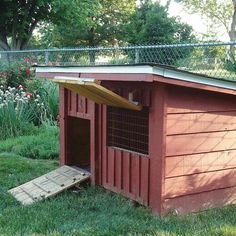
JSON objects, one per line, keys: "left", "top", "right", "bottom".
{"left": 0, "top": 125, "right": 59, "bottom": 159}
{"left": 0, "top": 152, "right": 236, "bottom": 235}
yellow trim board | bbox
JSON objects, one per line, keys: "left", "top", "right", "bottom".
{"left": 54, "top": 76, "right": 142, "bottom": 111}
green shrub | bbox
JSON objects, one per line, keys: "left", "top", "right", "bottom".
{"left": 0, "top": 59, "right": 34, "bottom": 88}
{"left": 0, "top": 124, "right": 59, "bottom": 159}
{"left": 26, "top": 79, "right": 59, "bottom": 122}
{"left": 0, "top": 85, "right": 48, "bottom": 140}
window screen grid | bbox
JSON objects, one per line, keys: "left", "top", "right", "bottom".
{"left": 107, "top": 106, "right": 149, "bottom": 154}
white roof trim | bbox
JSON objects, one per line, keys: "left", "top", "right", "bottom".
{"left": 159, "top": 68, "right": 236, "bottom": 91}
{"left": 36, "top": 65, "right": 236, "bottom": 92}
{"left": 36, "top": 65, "right": 154, "bottom": 74}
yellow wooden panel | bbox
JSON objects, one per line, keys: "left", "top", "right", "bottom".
{"left": 60, "top": 83, "right": 117, "bottom": 107}
{"left": 53, "top": 77, "right": 142, "bottom": 111}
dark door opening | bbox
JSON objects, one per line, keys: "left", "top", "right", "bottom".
{"left": 67, "top": 117, "right": 90, "bottom": 172}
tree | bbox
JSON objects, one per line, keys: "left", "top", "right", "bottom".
{"left": 0, "top": 0, "right": 83, "bottom": 51}
{"left": 39, "top": 0, "right": 136, "bottom": 48}
{"left": 122, "top": 1, "right": 195, "bottom": 65}
{"left": 0, "top": 0, "right": 52, "bottom": 50}
{"left": 175, "top": 0, "right": 236, "bottom": 60}
{"left": 175, "top": 0, "right": 234, "bottom": 41}
{"left": 124, "top": 1, "right": 194, "bottom": 44}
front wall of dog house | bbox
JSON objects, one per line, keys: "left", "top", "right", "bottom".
{"left": 60, "top": 79, "right": 166, "bottom": 214}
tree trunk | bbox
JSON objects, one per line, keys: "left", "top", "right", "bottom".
{"left": 229, "top": 0, "right": 236, "bottom": 62}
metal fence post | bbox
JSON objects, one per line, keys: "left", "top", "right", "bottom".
{"left": 135, "top": 48, "right": 140, "bottom": 64}
{"left": 45, "top": 51, "right": 49, "bottom": 65}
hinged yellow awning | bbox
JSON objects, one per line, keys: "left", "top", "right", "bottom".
{"left": 53, "top": 76, "right": 142, "bottom": 111}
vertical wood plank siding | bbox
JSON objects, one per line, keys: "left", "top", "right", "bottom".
{"left": 59, "top": 86, "right": 68, "bottom": 166}
{"left": 99, "top": 82, "right": 154, "bottom": 207}
{"left": 164, "top": 85, "right": 236, "bottom": 214}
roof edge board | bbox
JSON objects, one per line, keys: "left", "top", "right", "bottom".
{"left": 35, "top": 65, "right": 236, "bottom": 92}
{"left": 158, "top": 68, "right": 236, "bottom": 91}
{"left": 36, "top": 65, "right": 155, "bottom": 74}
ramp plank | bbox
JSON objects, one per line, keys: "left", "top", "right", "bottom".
{"left": 8, "top": 165, "right": 90, "bottom": 205}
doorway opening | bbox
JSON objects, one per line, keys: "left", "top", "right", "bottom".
{"left": 67, "top": 117, "right": 91, "bottom": 172}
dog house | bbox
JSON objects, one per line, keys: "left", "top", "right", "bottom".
{"left": 36, "top": 64, "right": 236, "bottom": 215}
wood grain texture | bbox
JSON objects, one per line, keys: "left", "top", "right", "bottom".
{"left": 167, "top": 86, "right": 236, "bottom": 114}
{"left": 166, "top": 130, "right": 236, "bottom": 156}
{"left": 167, "top": 111, "right": 236, "bottom": 135}
{"left": 165, "top": 150, "right": 236, "bottom": 177}
{"left": 165, "top": 168, "right": 236, "bottom": 198}
{"left": 59, "top": 87, "right": 68, "bottom": 166}
{"left": 149, "top": 83, "right": 166, "bottom": 214}
{"left": 164, "top": 185, "right": 236, "bottom": 215}
{"left": 9, "top": 166, "right": 90, "bottom": 205}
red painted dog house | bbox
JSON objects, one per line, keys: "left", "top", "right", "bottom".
{"left": 36, "top": 64, "right": 236, "bottom": 215}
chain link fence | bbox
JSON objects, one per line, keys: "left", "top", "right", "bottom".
{"left": 0, "top": 41, "right": 236, "bottom": 80}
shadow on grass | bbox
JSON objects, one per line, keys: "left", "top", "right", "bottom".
{"left": 0, "top": 153, "right": 235, "bottom": 236}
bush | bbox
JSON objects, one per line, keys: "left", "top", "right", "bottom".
{"left": 0, "top": 58, "right": 34, "bottom": 88}
{"left": 0, "top": 85, "right": 47, "bottom": 140}
{"left": 26, "top": 79, "right": 59, "bottom": 122}
{"left": 0, "top": 124, "right": 59, "bottom": 159}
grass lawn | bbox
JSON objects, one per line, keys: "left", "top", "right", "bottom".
{"left": 0, "top": 150, "right": 236, "bottom": 235}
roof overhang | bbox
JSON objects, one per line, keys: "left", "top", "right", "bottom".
{"left": 35, "top": 64, "right": 236, "bottom": 95}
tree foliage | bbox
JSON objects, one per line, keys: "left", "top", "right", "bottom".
{"left": 0, "top": 0, "right": 86, "bottom": 50}
{"left": 122, "top": 1, "right": 195, "bottom": 65}
{"left": 39, "top": 0, "right": 136, "bottom": 48}
{"left": 124, "top": 1, "right": 194, "bottom": 44}
{"left": 175, "top": 0, "right": 234, "bottom": 41}
{"left": 0, "top": 0, "right": 53, "bottom": 50}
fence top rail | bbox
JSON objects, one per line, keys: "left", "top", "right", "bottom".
{"left": 0, "top": 41, "right": 235, "bottom": 54}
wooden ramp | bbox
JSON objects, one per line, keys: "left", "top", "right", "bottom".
{"left": 8, "top": 165, "right": 90, "bottom": 205}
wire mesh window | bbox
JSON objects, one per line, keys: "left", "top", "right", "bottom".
{"left": 107, "top": 106, "right": 149, "bottom": 155}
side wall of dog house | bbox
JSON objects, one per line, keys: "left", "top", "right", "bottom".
{"left": 163, "top": 85, "right": 236, "bottom": 214}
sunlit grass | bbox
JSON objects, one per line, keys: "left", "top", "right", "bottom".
{"left": 0, "top": 151, "right": 235, "bottom": 235}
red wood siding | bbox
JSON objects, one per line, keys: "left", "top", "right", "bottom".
{"left": 164, "top": 85, "right": 236, "bottom": 214}
{"left": 99, "top": 82, "right": 152, "bottom": 206}
{"left": 99, "top": 82, "right": 165, "bottom": 212}
{"left": 67, "top": 90, "right": 93, "bottom": 119}
{"left": 60, "top": 87, "right": 98, "bottom": 184}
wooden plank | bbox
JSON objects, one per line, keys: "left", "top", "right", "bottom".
{"left": 102, "top": 105, "right": 107, "bottom": 185}
{"left": 156, "top": 74, "right": 236, "bottom": 96}
{"left": 167, "top": 86, "right": 236, "bottom": 114}
{"left": 55, "top": 77, "right": 142, "bottom": 110}
{"left": 166, "top": 111, "right": 236, "bottom": 135}
{"left": 165, "top": 150, "right": 236, "bottom": 177}
{"left": 130, "top": 154, "right": 140, "bottom": 198}
{"left": 88, "top": 83, "right": 142, "bottom": 110}
{"left": 115, "top": 149, "right": 122, "bottom": 189}
{"left": 123, "top": 152, "right": 131, "bottom": 194}
{"left": 8, "top": 166, "right": 90, "bottom": 205}
{"left": 164, "top": 185, "right": 236, "bottom": 215}
{"left": 166, "top": 130, "right": 236, "bottom": 157}
{"left": 165, "top": 168, "right": 236, "bottom": 198}
{"left": 149, "top": 83, "right": 166, "bottom": 215}
{"left": 140, "top": 157, "right": 149, "bottom": 205}
{"left": 59, "top": 83, "right": 116, "bottom": 106}
{"left": 59, "top": 87, "right": 68, "bottom": 166}
{"left": 108, "top": 147, "right": 115, "bottom": 187}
